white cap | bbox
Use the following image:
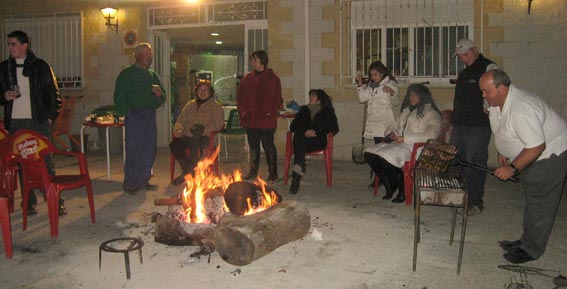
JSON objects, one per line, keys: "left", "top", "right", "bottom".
{"left": 453, "top": 39, "right": 476, "bottom": 56}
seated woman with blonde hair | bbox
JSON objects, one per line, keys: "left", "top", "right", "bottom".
{"left": 364, "top": 83, "right": 441, "bottom": 203}
{"left": 170, "top": 82, "right": 224, "bottom": 185}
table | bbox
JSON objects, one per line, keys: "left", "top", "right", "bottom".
{"left": 80, "top": 122, "right": 125, "bottom": 182}
{"left": 278, "top": 111, "right": 296, "bottom": 130}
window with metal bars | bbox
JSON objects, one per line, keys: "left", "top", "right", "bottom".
{"left": 1, "top": 12, "right": 83, "bottom": 90}
{"left": 344, "top": 0, "right": 473, "bottom": 84}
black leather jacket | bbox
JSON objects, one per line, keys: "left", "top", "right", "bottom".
{"left": 0, "top": 50, "right": 61, "bottom": 130}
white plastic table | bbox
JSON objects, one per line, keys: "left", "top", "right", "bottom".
{"left": 80, "top": 122, "right": 125, "bottom": 182}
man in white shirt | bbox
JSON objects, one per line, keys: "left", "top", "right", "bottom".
{"left": 0, "top": 30, "right": 61, "bottom": 215}
{"left": 480, "top": 69, "right": 567, "bottom": 264}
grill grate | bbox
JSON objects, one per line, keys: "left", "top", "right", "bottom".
{"left": 415, "top": 168, "right": 466, "bottom": 190}
{"left": 415, "top": 139, "right": 458, "bottom": 174}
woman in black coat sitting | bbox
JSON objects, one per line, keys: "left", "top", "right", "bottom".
{"left": 289, "top": 89, "right": 339, "bottom": 194}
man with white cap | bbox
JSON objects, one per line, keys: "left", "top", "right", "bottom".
{"left": 451, "top": 38, "right": 498, "bottom": 216}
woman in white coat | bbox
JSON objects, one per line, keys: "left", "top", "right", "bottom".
{"left": 363, "top": 84, "right": 442, "bottom": 203}
{"left": 356, "top": 61, "right": 400, "bottom": 144}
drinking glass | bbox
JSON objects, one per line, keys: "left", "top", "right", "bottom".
{"left": 11, "top": 85, "right": 21, "bottom": 98}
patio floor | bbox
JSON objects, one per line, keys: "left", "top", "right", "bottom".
{"left": 1, "top": 145, "right": 566, "bottom": 289}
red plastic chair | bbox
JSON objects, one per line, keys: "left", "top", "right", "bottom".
{"left": 374, "top": 109, "right": 453, "bottom": 206}
{"left": 0, "top": 197, "right": 12, "bottom": 258}
{"left": 283, "top": 131, "right": 334, "bottom": 188}
{"left": 0, "top": 128, "right": 17, "bottom": 213}
{"left": 169, "top": 130, "right": 220, "bottom": 181}
{"left": 52, "top": 97, "right": 81, "bottom": 151}
{"left": 9, "top": 129, "right": 95, "bottom": 238}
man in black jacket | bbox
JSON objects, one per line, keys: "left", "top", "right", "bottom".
{"left": 451, "top": 39, "right": 498, "bottom": 216}
{"left": 0, "top": 30, "right": 61, "bottom": 215}
{"left": 289, "top": 89, "right": 339, "bottom": 194}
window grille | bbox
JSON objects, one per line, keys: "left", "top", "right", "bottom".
{"left": 1, "top": 12, "right": 83, "bottom": 90}
{"left": 341, "top": 0, "right": 473, "bottom": 84}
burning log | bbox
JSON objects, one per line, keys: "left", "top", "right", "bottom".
{"left": 224, "top": 181, "right": 282, "bottom": 216}
{"left": 214, "top": 200, "right": 310, "bottom": 266}
{"left": 154, "top": 213, "right": 214, "bottom": 246}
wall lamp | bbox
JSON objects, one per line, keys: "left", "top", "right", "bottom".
{"left": 100, "top": 6, "right": 119, "bottom": 32}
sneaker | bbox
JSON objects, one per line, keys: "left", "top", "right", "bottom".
{"left": 27, "top": 207, "right": 38, "bottom": 216}
{"left": 458, "top": 205, "right": 483, "bottom": 216}
{"left": 145, "top": 184, "right": 159, "bottom": 191}
{"left": 124, "top": 188, "right": 139, "bottom": 195}
{"left": 58, "top": 199, "right": 67, "bottom": 216}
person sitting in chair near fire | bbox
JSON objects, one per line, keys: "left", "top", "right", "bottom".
{"left": 288, "top": 89, "right": 339, "bottom": 194}
{"left": 363, "top": 83, "right": 441, "bottom": 203}
{"left": 170, "top": 81, "right": 224, "bottom": 185}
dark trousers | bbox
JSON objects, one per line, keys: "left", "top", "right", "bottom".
{"left": 246, "top": 128, "right": 277, "bottom": 178}
{"left": 519, "top": 150, "right": 566, "bottom": 259}
{"left": 169, "top": 135, "right": 209, "bottom": 174}
{"left": 9, "top": 119, "right": 54, "bottom": 208}
{"left": 450, "top": 126, "right": 491, "bottom": 208}
{"left": 123, "top": 109, "right": 156, "bottom": 191}
{"left": 364, "top": 152, "right": 403, "bottom": 193}
{"left": 292, "top": 133, "right": 326, "bottom": 169}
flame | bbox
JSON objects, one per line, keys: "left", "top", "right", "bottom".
{"left": 243, "top": 177, "right": 280, "bottom": 216}
{"left": 181, "top": 146, "right": 278, "bottom": 223}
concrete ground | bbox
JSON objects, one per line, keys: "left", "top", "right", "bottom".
{"left": 0, "top": 144, "right": 566, "bottom": 289}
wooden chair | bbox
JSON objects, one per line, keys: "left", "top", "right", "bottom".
{"left": 283, "top": 131, "right": 334, "bottom": 188}
{"left": 52, "top": 97, "right": 82, "bottom": 151}
{"left": 169, "top": 130, "right": 220, "bottom": 181}
{"left": 9, "top": 129, "right": 95, "bottom": 238}
{"left": 374, "top": 109, "right": 454, "bottom": 206}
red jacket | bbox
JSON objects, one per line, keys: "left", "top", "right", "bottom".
{"left": 237, "top": 68, "right": 282, "bottom": 129}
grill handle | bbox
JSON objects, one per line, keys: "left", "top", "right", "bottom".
{"left": 457, "top": 160, "right": 519, "bottom": 182}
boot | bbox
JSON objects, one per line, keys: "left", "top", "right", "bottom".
{"left": 382, "top": 175, "right": 396, "bottom": 200}
{"left": 289, "top": 172, "right": 301, "bottom": 194}
{"left": 266, "top": 150, "right": 278, "bottom": 183}
{"left": 392, "top": 171, "right": 405, "bottom": 203}
{"left": 243, "top": 149, "right": 260, "bottom": 180}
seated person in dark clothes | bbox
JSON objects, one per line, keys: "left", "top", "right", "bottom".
{"left": 170, "top": 82, "right": 224, "bottom": 185}
{"left": 289, "top": 89, "right": 339, "bottom": 194}
{"left": 364, "top": 84, "right": 441, "bottom": 203}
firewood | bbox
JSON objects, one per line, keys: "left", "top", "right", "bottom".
{"left": 224, "top": 181, "right": 282, "bottom": 216}
{"left": 154, "top": 197, "right": 181, "bottom": 206}
{"left": 154, "top": 213, "right": 214, "bottom": 246}
{"left": 214, "top": 200, "right": 310, "bottom": 266}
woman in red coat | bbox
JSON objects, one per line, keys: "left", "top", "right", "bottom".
{"left": 237, "top": 50, "right": 282, "bottom": 182}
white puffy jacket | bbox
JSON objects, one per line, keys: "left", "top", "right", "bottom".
{"left": 357, "top": 76, "right": 400, "bottom": 139}
{"left": 364, "top": 104, "right": 441, "bottom": 168}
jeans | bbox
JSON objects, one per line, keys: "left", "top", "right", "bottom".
{"left": 123, "top": 109, "right": 156, "bottom": 191}
{"left": 450, "top": 126, "right": 491, "bottom": 208}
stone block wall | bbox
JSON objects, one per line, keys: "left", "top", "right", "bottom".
{"left": 487, "top": 0, "right": 567, "bottom": 120}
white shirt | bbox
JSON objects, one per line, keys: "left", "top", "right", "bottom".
{"left": 11, "top": 58, "right": 32, "bottom": 119}
{"left": 488, "top": 85, "right": 567, "bottom": 161}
